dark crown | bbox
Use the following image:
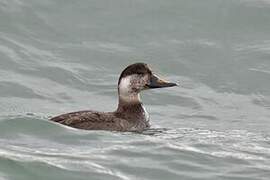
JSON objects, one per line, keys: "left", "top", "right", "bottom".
{"left": 118, "top": 63, "right": 152, "bottom": 84}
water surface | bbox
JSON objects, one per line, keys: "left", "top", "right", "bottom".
{"left": 0, "top": 0, "right": 270, "bottom": 179}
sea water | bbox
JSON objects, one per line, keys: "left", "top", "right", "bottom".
{"left": 0, "top": 0, "right": 270, "bottom": 179}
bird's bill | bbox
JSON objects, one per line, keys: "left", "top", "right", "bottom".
{"left": 146, "top": 74, "right": 178, "bottom": 89}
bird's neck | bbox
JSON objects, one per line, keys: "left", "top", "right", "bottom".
{"left": 116, "top": 96, "right": 148, "bottom": 121}
{"left": 117, "top": 96, "right": 143, "bottom": 112}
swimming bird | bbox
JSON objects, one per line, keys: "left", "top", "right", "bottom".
{"left": 50, "top": 63, "right": 177, "bottom": 132}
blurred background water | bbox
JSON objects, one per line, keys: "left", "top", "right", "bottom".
{"left": 0, "top": 0, "right": 270, "bottom": 179}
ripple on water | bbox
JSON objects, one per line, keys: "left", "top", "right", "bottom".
{"left": 0, "top": 116, "right": 270, "bottom": 180}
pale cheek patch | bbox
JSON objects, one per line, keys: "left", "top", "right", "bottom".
{"left": 119, "top": 76, "right": 132, "bottom": 96}
{"left": 118, "top": 75, "right": 146, "bottom": 102}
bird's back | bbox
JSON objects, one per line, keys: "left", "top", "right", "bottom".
{"left": 50, "top": 111, "right": 130, "bottom": 131}
{"left": 50, "top": 110, "right": 149, "bottom": 132}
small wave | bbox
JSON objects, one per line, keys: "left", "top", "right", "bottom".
{"left": 0, "top": 121, "right": 269, "bottom": 180}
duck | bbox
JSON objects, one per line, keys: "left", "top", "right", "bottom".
{"left": 50, "top": 63, "right": 177, "bottom": 132}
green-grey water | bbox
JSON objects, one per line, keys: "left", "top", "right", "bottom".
{"left": 0, "top": 0, "right": 270, "bottom": 179}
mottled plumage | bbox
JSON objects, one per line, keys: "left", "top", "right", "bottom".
{"left": 50, "top": 103, "right": 149, "bottom": 132}
{"left": 50, "top": 63, "right": 177, "bottom": 132}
